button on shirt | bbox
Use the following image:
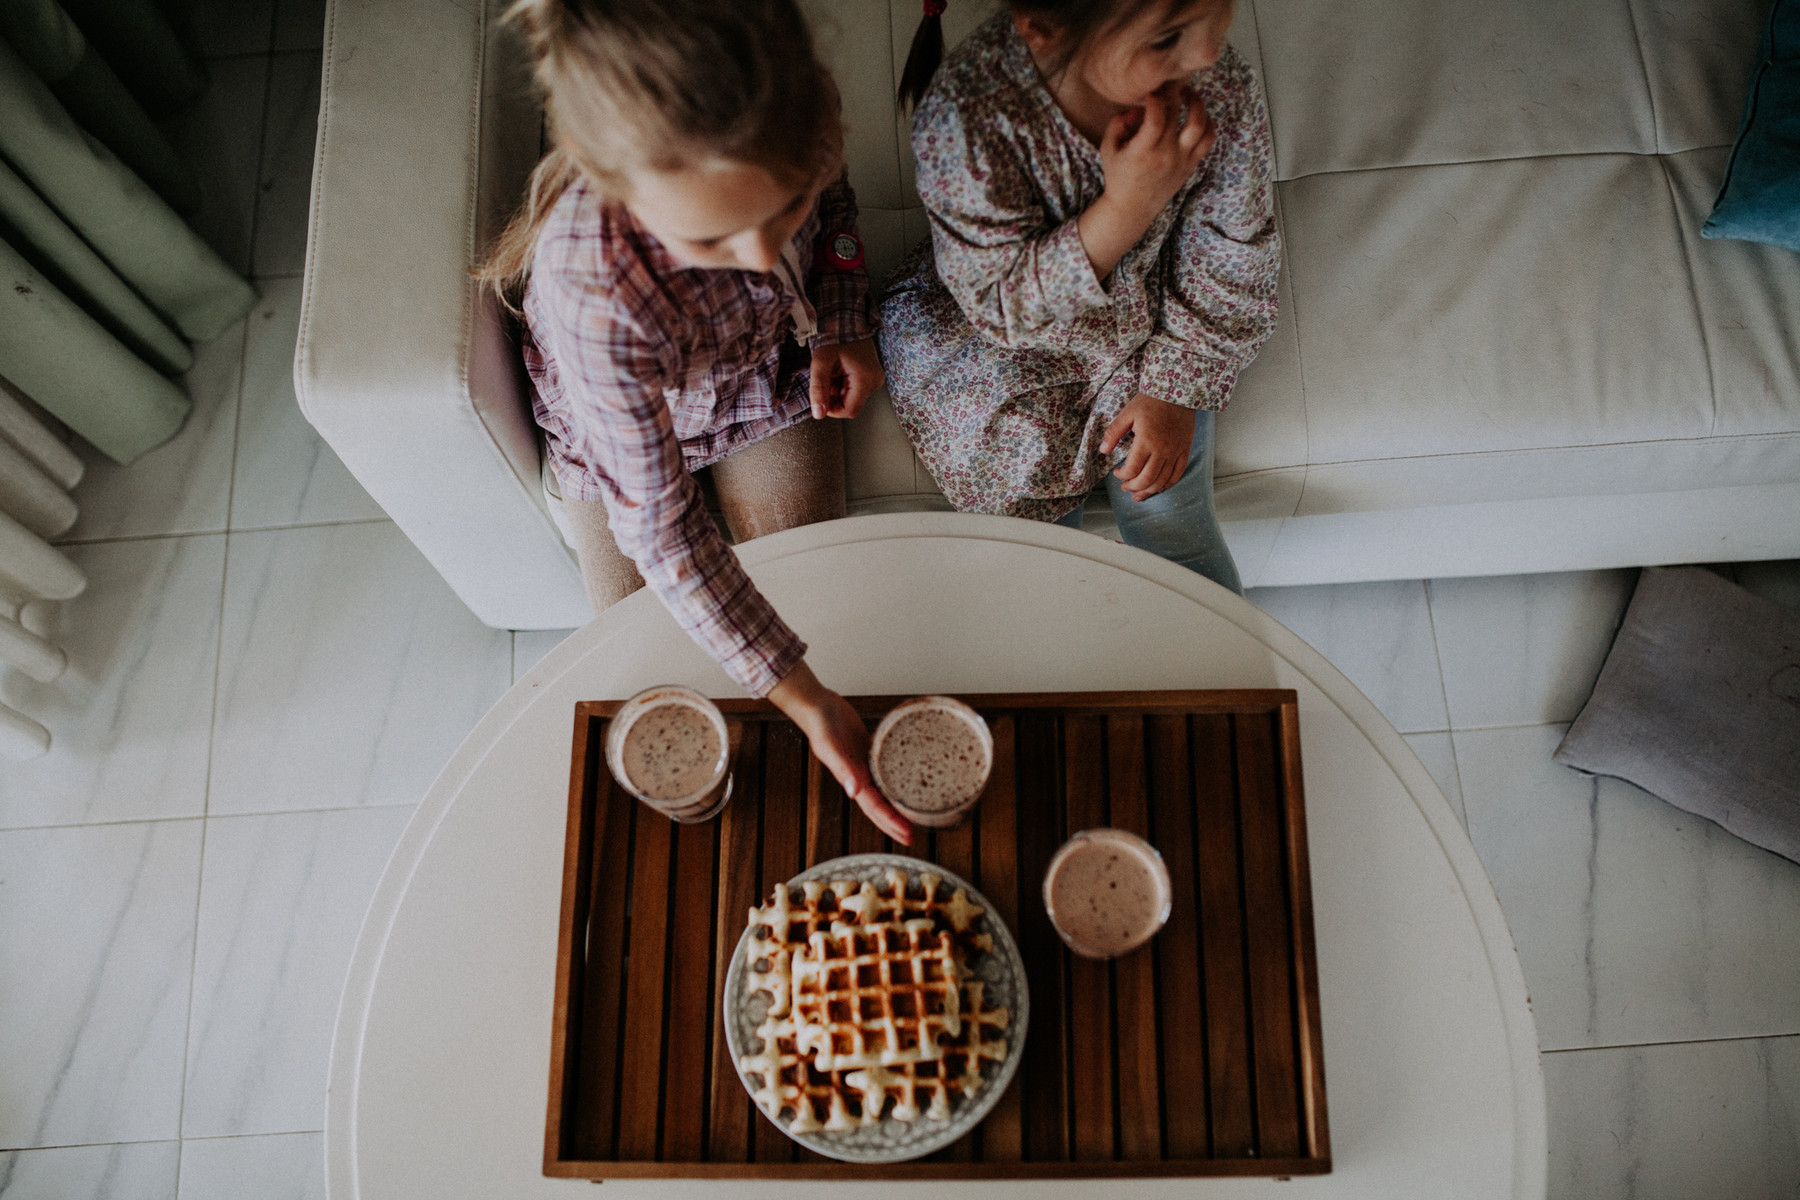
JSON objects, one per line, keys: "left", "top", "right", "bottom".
{"left": 522, "top": 174, "right": 874, "bottom": 696}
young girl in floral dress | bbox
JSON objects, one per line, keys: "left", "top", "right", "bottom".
{"left": 482, "top": 0, "right": 911, "bottom": 842}
{"left": 883, "top": 0, "right": 1280, "bottom": 592}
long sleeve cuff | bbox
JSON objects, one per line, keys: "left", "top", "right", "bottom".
{"left": 810, "top": 259, "right": 875, "bottom": 348}
{"left": 1140, "top": 335, "right": 1239, "bottom": 410}
{"left": 705, "top": 595, "right": 809, "bottom": 697}
{"left": 613, "top": 487, "right": 812, "bottom": 698}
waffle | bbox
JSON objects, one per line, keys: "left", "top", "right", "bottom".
{"left": 739, "top": 868, "right": 1010, "bottom": 1134}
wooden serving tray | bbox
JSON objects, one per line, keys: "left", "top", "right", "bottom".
{"left": 546, "top": 690, "right": 1329, "bottom": 1179}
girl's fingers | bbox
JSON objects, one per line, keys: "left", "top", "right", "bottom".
{"left": 1178, "top": 98, "right": 1205, "bottom": 150}
{"left": 1099, "top": 409, "right": 1135, "bottom": 455}
{"left": 837, "top": 373, "right": 870, "bottom": 419}
{"left": 1114, "top": 442, "right": 1150, "bottom": 484}
{"left": 1103, "top": 110, "right": 1132, "bottom": 154}
{"left": 1119, "top": 452, "right": 1161, "bottom": 496}
{"left": 1138, "top": 91, "right": 1168, "bottom": 144}
{"left": 809, "top": 357, "right": 832, "bottom": 419}
{"left": 853, "top": 782, "right": 913, "bottom": 845}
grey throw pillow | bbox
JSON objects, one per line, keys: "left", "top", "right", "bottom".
{"left": 1554, "top": 566, "right": 1800, "bottom": 864}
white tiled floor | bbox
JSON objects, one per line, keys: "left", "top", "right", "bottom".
{"left": 3, "top": 12, "right": 1798, "bottom": 1198}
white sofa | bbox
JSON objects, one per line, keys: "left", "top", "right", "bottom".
{"left": 297, "top": 0, "right": 1800, "bottom": 631}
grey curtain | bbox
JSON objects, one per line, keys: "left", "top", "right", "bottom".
{"left": 0, "top": 0, "right": 255, "bottom": 466}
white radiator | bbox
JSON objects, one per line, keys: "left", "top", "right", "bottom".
{"left": 0, "top": 379, "right": 86, "bottom": 760}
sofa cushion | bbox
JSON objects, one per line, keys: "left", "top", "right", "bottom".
{"left": 1554, "top": 565, "right": 1800, "bottom": 865}
{"left": 1702, "top": 0, "right": 1800, "bottom": 252}
{"left": 1252, "top": 0, "right": 1657, "bottom": 178}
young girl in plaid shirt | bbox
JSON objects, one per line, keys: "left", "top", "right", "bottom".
{"left": 484, "top": 0, "right": 911, "bottom": 842}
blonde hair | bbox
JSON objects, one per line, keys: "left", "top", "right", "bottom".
{"left": 480, "top": 0, "right": 842, "bottom": 304}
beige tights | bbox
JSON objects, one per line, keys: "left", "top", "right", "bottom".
{"left": 562, "top": 417, "right": 846, "bottom": 614}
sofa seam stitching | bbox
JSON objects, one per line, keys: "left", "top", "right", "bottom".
{"left": 1269, "top": 187, "right": 1308, "bottom": 524}
{"left": 1654, "top": 157, "right": 1722, "bottom": 438}
{"left": 1620, "top": 0, "right": 1663, "bottom": 155}
{"left": 1275, "top": 143, "right": 1733, "bottom": 187}
{"left": 1216, "top": 427, "right": 1800, "bottom": 477}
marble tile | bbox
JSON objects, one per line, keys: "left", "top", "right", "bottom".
{"left": 1428, "top": 569, "right": 1637, "bottom": 730}
{"left": 1459, "top": 724, "right": 1800, "bottom": 1051}
{"left": 1736, "top": 558, "right": 1800, "bottom": 614}
{"left": 209, "top": 522, "right": 512, "bottom": 815}
{"left": 1403, "top": 731, "right": 1464, "bottom": 825}
{"left": 179, "top": 1133, "right": 323, "bottom": 1200}
{"left": 183, "top": 807, "right": 412, "bottom": 1138}
{"left": 186, "top": 0, "right": 276, "bottom": 58}
{"left": 230, "top": 276, "right": 383, "bottom": 529}
{"left": 160, "top": 56, "right": 270, "bottom": 278}
{"left": 1545, "top": 1035, "right": 1800, "bottom": 1200}
{"left": 512, "top": 628, "right": 575, "bottom": 684}
{"left": 0, "top": 536, "right": 225, "bottom": 829}
{"left": 0, "top": 1141, "right": 180, "bottom": 1200}
{"left": 0, "top": 821, "right": 201, "bottom": 1147}
{"left": 1247, "top": 579, "right": 1449, "bottom": 734}
{"left": 63, "top": 319, "right": 244, "bottom": 543}
{"left": 252, "top": 53, "right": 322, "bottom": 279}
{"left": 273, "top": 0, "right": 328, "bottom": 53}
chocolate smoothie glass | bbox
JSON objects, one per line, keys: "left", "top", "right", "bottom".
{"left": 1043, "top": 828, "right": 1173, "bottom": 959}
{"left": 869, "top": 696, "right": 993, "bottom": 828}
{"left": 604, "top": 685, "right": 734, "bottom": 822}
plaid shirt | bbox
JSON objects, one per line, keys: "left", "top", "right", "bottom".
{"left": 522, "top": 174, "right": 874, "bottom": 696}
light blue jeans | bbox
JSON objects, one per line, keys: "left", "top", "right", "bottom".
{"left": 1055, "top": 409, "right": 1243, "bottom": 594}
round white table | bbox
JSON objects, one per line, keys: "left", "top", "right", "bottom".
{"left": 326, "top": 515, "right": 1546, "bottom": 1199}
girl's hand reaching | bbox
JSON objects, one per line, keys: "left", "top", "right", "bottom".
{"left": 1100, "top": 392, "right": 1195, "bottom": 502}
{"left": 768, "top": 659, "right": 914, "bottom": 845}
{"left": 1078, "top": 83, "right": 1215, "bottom": 281}
{"left": 809, "top": 338, "right": 884, "bottom": 420}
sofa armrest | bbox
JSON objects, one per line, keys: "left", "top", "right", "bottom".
{"left": 295, "top": 0, "right": 590, "bottom": 630}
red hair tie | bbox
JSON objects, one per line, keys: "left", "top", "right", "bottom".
{"left": 923, "top": 0, "right": 946, "bottom": 14}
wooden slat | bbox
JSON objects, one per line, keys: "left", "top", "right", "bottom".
{"left": 1062, "top": 716, "right": 1113, "bottom": 1162}
{"left": 1280, "top": 701, "right": 1329, "bottom": 1161}
{"left": 661, "top": 816, "right": 719, "bottom": 1161}
{"left": 974, "top": 716, "right": 1023, "bottom": 1163}
{"left": 931, "top": 816, "right": 976, "bottom": 883}
{"left": 1147, "top": 715, "right": 1207, "bottom": 1159}
{"left": 1192, "top": 713, "right": 1255, "bottom": 1157}
{"left": 573, "top": 756, "right": 636, "bottom": 1160}
{"left": 616, "top": 801, "right": 675, "bottom": 1160}
{"left": 929, "top": 807, "right": 980, "bottom": 1163}
{"left": 1107, "top": 714, "right": 1161, "bottom": 1161}
{"left": 1236, "top": 712, "right": 1303, "bottom": 1158}
{"left": 1014, "top": 713, "right": 1069, "bottom": 1162}
{"left": 753, "top": 722, "right": 809, "bottom": 1164}
{"left": 805, "top": 755, "right": 846, "bottom": 866}
{"left": 546, "top": 708, "right": 600, "bottom": 1167}
{"left": 707, "top": 723, "right": 764, "bottom": 1163}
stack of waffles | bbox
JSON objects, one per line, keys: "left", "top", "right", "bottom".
{"left": 738, "top": 868, "right": 1011, "bottom": 1133}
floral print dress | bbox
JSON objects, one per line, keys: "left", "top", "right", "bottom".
{"left": 880, "top": 14, "right": 1281, "bottom": 522}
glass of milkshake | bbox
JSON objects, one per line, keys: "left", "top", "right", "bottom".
{"left": 1043, "top": 828, "right": 1173, "bottom": 959}
{"left": 869, "top": 696, "right": 993, "bottom": 828}
{"left": 604, "top": 685, "right": 734, "bottom": 822}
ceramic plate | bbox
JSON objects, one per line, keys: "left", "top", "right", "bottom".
{"left": 723, "top": 852, "right": 1029, "bottom": 1163}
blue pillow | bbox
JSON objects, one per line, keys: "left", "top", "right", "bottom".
{"left": 1702, "top": 0, "right": 1800, "bottom": 253}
